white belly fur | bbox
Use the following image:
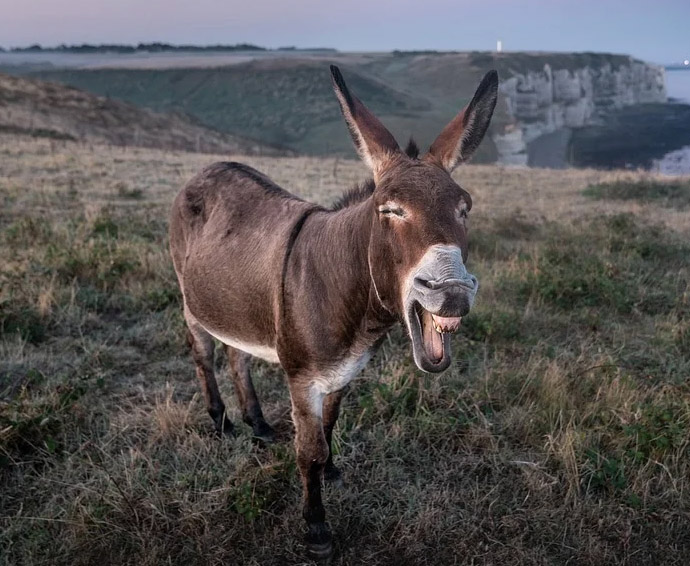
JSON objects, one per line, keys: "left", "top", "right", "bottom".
{"left": 203, "top": 326, "right": 280, "bottom": 364}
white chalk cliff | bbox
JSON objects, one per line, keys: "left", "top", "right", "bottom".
{"left": 493, "top": 58, "right": 667, "bottom": 165}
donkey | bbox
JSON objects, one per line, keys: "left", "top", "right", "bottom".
{"left": 169, "top": 65, "right": 498, "bottom": 558}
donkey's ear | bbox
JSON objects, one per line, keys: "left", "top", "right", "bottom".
{"left": 425, "top": 70, "right": 498, "bottom": 172}
{"left": 330, "top": 65, "right": 400, "bottom": 176}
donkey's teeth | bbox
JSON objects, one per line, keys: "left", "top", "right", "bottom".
{"left": 431, "top": 314, "right": 463, "bottom": 334}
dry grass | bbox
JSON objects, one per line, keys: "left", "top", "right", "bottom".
{"left": 1, "top": 133, "right": 689, "bottom": 565}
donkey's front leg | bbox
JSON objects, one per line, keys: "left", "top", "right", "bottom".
{"left": 323, "top": 389, "right": 346, "bottom": 485}
{"left": 289, "top": 383, "right": 332, "bottom": 559}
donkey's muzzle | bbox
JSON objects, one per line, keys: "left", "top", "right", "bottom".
{"left": 412, "top": 277, "right": 477, "bottom": 317}
{"left": 404, "top": 245, "right": 479, "bottom": 374}
{"left": 410, "top": 244, "right": 479, "bottom": 317}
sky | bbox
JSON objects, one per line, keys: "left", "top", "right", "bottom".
{"left": 1, "top": 0, "right": 689, "bottom": 64}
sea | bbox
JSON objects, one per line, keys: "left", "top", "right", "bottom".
{"left": 652, "top": 68, "right": 690, "bottom": 175}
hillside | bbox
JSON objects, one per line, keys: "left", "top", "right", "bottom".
{"left": 5, "top": 50, "right": 675, "bottom": 166}
{"left": 25, "top": 58, "right": 451, "bottom": 158}
{"left": 0, "top": 73, "right": 290, "bottom": 155}
{"left": 1, "top": 132, "right": 689, "bottom": 564}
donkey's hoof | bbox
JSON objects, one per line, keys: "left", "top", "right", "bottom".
{"left": 305, "top": 535, "right": 333, "bottom": 560}
{"left": 305, "top": 523, "right": 333, "bottom": 560}
{"left": 214, "top": 417, "right": 235, "bottom": 438}
{"left": 307, "top": 539, "right": 333, "bottom": 560}
{"left": 252, "top": 421, "right": 276, "bottom": 444}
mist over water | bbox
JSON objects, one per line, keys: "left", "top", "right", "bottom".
{"left": 666, "top": 69, "right": 690, "bottom": 103}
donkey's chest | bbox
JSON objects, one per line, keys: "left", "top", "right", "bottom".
{"left": 313, "top": 348, "right": 374, "bottom": 396}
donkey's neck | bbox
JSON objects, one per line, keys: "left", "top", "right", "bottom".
{"left": 280, "top": 195, "right": 393, "bottom": 364}
{"left": 330, "top": 198, "right": 395, "bottom": 328}
{"left": 305, "top": 198, "right": 374, "bottom": 310}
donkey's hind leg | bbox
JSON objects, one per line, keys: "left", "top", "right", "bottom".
{"left": 225, "top": 346, "right": 275, "bottom": 442}
{"left": 184, "top": 307, "right": 233, "bottom": 436}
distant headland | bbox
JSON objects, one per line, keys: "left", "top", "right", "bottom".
{"left": 0, "top": 43, "right": 338, "bottom": 54}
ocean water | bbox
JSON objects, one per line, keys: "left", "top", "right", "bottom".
{"left": 666, "top": 69, "right": 690, "bottom": 103}
{"left": 654, "top": 69, "right": 690, "bottom": 175}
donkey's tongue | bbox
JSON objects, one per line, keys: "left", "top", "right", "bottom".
{"left": 422, "top": 310, "right": 444, "bottom": 362}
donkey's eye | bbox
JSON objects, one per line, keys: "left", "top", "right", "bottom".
{"left": 458, "top": 208, "right": 469, "bottom": 220}
{"left": 378, "top": 206, "right": 405, "bottom": 218}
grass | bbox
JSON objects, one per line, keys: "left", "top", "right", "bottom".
{"left": 584, "top": 178, "right": 690, "bottom": 209}
{"left": 1, "top": 133, "right": 689, "bottom": 565}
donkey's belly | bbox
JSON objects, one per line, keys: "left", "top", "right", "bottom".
{"left": 202, "top": 324, "right": 280, "bottom": 364}
{"left": 183, "top": 275, "right": 280, "bottom": 364}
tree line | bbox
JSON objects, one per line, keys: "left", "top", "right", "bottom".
{"left": 3, "top": 43, "right": 338, "bottom": 54}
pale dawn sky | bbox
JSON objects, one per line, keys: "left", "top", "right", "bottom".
{"left": 1, "top": 0, "right": 688, "bottom": 64}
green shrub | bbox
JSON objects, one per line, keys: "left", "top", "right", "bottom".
{"left": 582, "top": 449, "right": 627, "bottom": 493}
{"left": 623, "top": 401, "right": 689, "bottom": 461}
{"left": 92, "top": 215, "right": 119, "bottom": 238}
{"left": 143, "top": 287, "right": 181, "bottom": 312}
{"left": 0, "top": 302, "right": 46, "bottom": 344}
{"left": 0, "top": 380, "right": 87, "bottom": 467}
{"left": 48, "top": 239, "right": 139, "bottom": 289}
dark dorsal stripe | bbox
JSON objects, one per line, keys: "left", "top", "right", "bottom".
{"left": 221, "top": 162, "right": 303, "bottom": 200}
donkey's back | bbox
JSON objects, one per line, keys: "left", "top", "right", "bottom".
{"left": 169, "top": 161, "right": 315, "bottom": 361}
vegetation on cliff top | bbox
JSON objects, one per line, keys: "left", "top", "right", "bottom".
{"left": 7, "top": 42, "right": 269, "bottom": 53}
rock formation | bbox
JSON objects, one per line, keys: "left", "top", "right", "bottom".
{"left": 493, "top": 58, "right": 666, "bottom": 166}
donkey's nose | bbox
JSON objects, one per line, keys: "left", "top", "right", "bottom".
{"left": 413, "top": 276, "right": 435, "bottom": 291}
{"left": 413, "top": 275, "right": 477, "bottom": 293}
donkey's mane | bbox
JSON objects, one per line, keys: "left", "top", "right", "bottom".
{"left": 404, "top": 138, "right": 420, "bottom": 160}
{"left": 329, "top": 139, "right": 420, "bottom": 211}
{"left": 329, "top": 178, "right": 376, "bottom": 211}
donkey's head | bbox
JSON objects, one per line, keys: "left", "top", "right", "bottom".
{"left": 331, "top": 65, "right": 498, "bottom": 373}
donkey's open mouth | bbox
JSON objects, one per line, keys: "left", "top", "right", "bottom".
{"left": 408, "top": 302, "right": 462, "bottom": 373}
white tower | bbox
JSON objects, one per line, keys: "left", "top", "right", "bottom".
{"left": 497, "top": 40, "right": 503, "bottom": 53}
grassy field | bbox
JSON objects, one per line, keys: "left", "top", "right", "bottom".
{"left": 1, "top": 134, "right": 689, "bottom": 565}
